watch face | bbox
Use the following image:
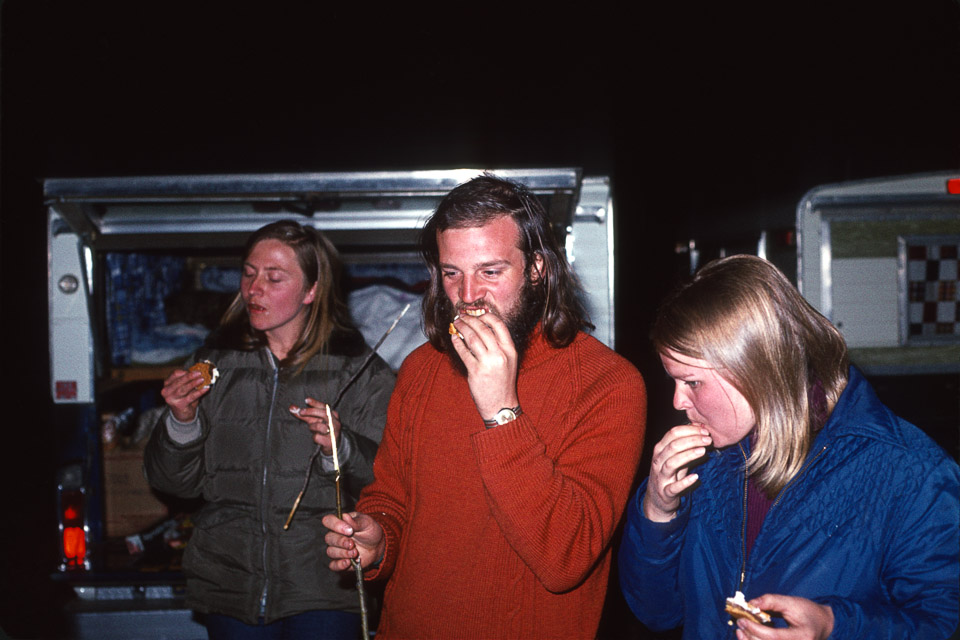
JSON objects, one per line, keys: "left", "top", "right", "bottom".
{"left": 495, "top": 408, "right": 517, "bottom": 425}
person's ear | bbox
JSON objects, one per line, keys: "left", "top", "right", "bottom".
{"left": 530, "top": 253, "right": 545, "bottom": 283}
{"left": 302, "top": 282, "right": 317, "bottom": 305}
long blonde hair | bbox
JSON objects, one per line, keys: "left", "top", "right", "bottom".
{"left": 219, "top": 220, "right": 353, "bottom": 375}
{"left": 651, "top": 255, "right": 849, "bottom": 495}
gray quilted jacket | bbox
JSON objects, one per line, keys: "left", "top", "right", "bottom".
{"left": 145, "top": 337, "right": 394, "bottom": 623}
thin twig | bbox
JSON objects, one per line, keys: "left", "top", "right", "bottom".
{"left": 326, "top": 404, "right": 370, "bottom": 639}
{"left": 283, "top": 302, "right": 411, "bottom": 529}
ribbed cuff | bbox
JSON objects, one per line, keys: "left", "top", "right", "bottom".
{"left": 320, "top": 431, "right": 353, "bottom": 471}
{"left": 165, "top": 413, "right": 202, "bottom": 445}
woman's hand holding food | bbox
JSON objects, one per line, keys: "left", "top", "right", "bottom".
{"left": 734, "top": 594, "right": 834, "bottom": 640}
{"left": 643, "top": 423, "right": 713, "bottom": 522}
{"left": 290, "top": 397, "right": 341, "bottom": 456}
{"left": 161, "top": 369, "right": 211, "bottom": 423}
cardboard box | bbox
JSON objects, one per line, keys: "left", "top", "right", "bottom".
{"left": 102, "top": 442, "right": 169, "bottom": 537}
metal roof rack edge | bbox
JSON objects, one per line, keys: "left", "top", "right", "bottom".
{"left": 43, "top": 168, "right": 583, "bottom": 201}
{"left": 796, "top": 170, "right": 960, "bottom": 210}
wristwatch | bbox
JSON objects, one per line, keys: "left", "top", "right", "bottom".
{"left": 483, "top": 405, "right": 523, "bottom": 428}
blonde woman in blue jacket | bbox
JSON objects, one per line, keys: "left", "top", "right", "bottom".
{"left": 619, "top": 255, "right": 959, "bottom": 639}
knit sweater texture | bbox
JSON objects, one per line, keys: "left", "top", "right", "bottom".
{"left": 358, "top": 329, "right": 647, "bottom": 639}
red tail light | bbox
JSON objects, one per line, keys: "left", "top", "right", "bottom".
{"left": 60, "top": 488, "right": 87, "bottom": 568}
{"left": 63, "top": 526, "right": 87, "bottom": 564}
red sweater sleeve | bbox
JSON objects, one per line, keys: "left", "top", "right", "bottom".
{"left": 471, "top": 338, "right": 646, "bottom": 592}
{"left": 355, "top": 345, "right": 430, "bottom": 581}
{"left": 354, "top": 369, "right": 411, "bottom": 581}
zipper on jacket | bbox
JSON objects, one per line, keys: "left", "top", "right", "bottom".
{"left": 259, "top": 354, "right": 280, "bottom": 619}
{"left": 737, "top": 445, "right": 748, "bottom": 590}
{"left": 736, "top": 443, "right": 828, "bottom": 592}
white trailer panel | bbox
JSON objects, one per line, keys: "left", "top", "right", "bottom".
{"left": 796, "top": 172, "right": 960, "bottom": 374}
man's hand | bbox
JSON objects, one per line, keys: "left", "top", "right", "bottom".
{"left": 643, "top": 423, "right": 713, "bottom": 522}
{"left": 449, "top": 312, "right": 519, "bottom": 422}
{"left": 322, "top": 512, "right": 386, "bottom": 571}
{"left": 734, "top": 594, "right": 833, "bottom": 640}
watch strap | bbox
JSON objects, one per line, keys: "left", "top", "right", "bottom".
{"left": 483, "top": 405, "right": 523, "bottom": 428}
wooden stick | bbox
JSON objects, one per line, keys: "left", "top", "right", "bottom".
{"left": 329, "top": 404, "right": 342, "bottom": 517}
{"left": 327, "top": 404, "right": 370, "bottom": 638}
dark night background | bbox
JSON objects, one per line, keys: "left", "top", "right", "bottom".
{"left": 2, "top": 2, "right": 959, "bottom": 638}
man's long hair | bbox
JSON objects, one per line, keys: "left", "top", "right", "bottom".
{"left": 651, "top": 255, "right": 849, "bottom": 496}
{"left": 419, "top": 173, "right": 591, "bottom": 350}
{"left": 218, "top": 220, "right": 356, "bottom": 374}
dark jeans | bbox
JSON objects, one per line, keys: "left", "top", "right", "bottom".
{"left": 205, "top": 610, "right": 362, "bottom": 640}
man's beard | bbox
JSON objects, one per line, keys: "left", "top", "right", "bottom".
{"left": 442, "top": 276, "right": 545, "bottom": 376}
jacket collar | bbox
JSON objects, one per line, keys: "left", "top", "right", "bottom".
{"left": 814, "top": 366, "right": 900, "bottom": 449}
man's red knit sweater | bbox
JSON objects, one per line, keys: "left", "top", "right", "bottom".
{"left": 357, "top": 329, "right": 646, "bottom": 639}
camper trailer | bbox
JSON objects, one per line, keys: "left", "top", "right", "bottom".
{"left": 795, "top": 171, "right": 960, "bottom": 374}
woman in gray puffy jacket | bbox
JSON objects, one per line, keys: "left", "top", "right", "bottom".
{"left": 145, "top": 220, "right": 395, "bottom": 639}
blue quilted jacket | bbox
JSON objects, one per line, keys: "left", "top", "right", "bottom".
{"left": 619, "top": 367, "right": 959, "bottom": 639}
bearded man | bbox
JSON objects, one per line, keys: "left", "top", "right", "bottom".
{"left": 323, "top": 174, "right": 647, "bottom": 639}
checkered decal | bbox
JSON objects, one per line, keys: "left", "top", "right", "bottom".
{"left": 906, "top": 241, "right": 960, "bottom": 340}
